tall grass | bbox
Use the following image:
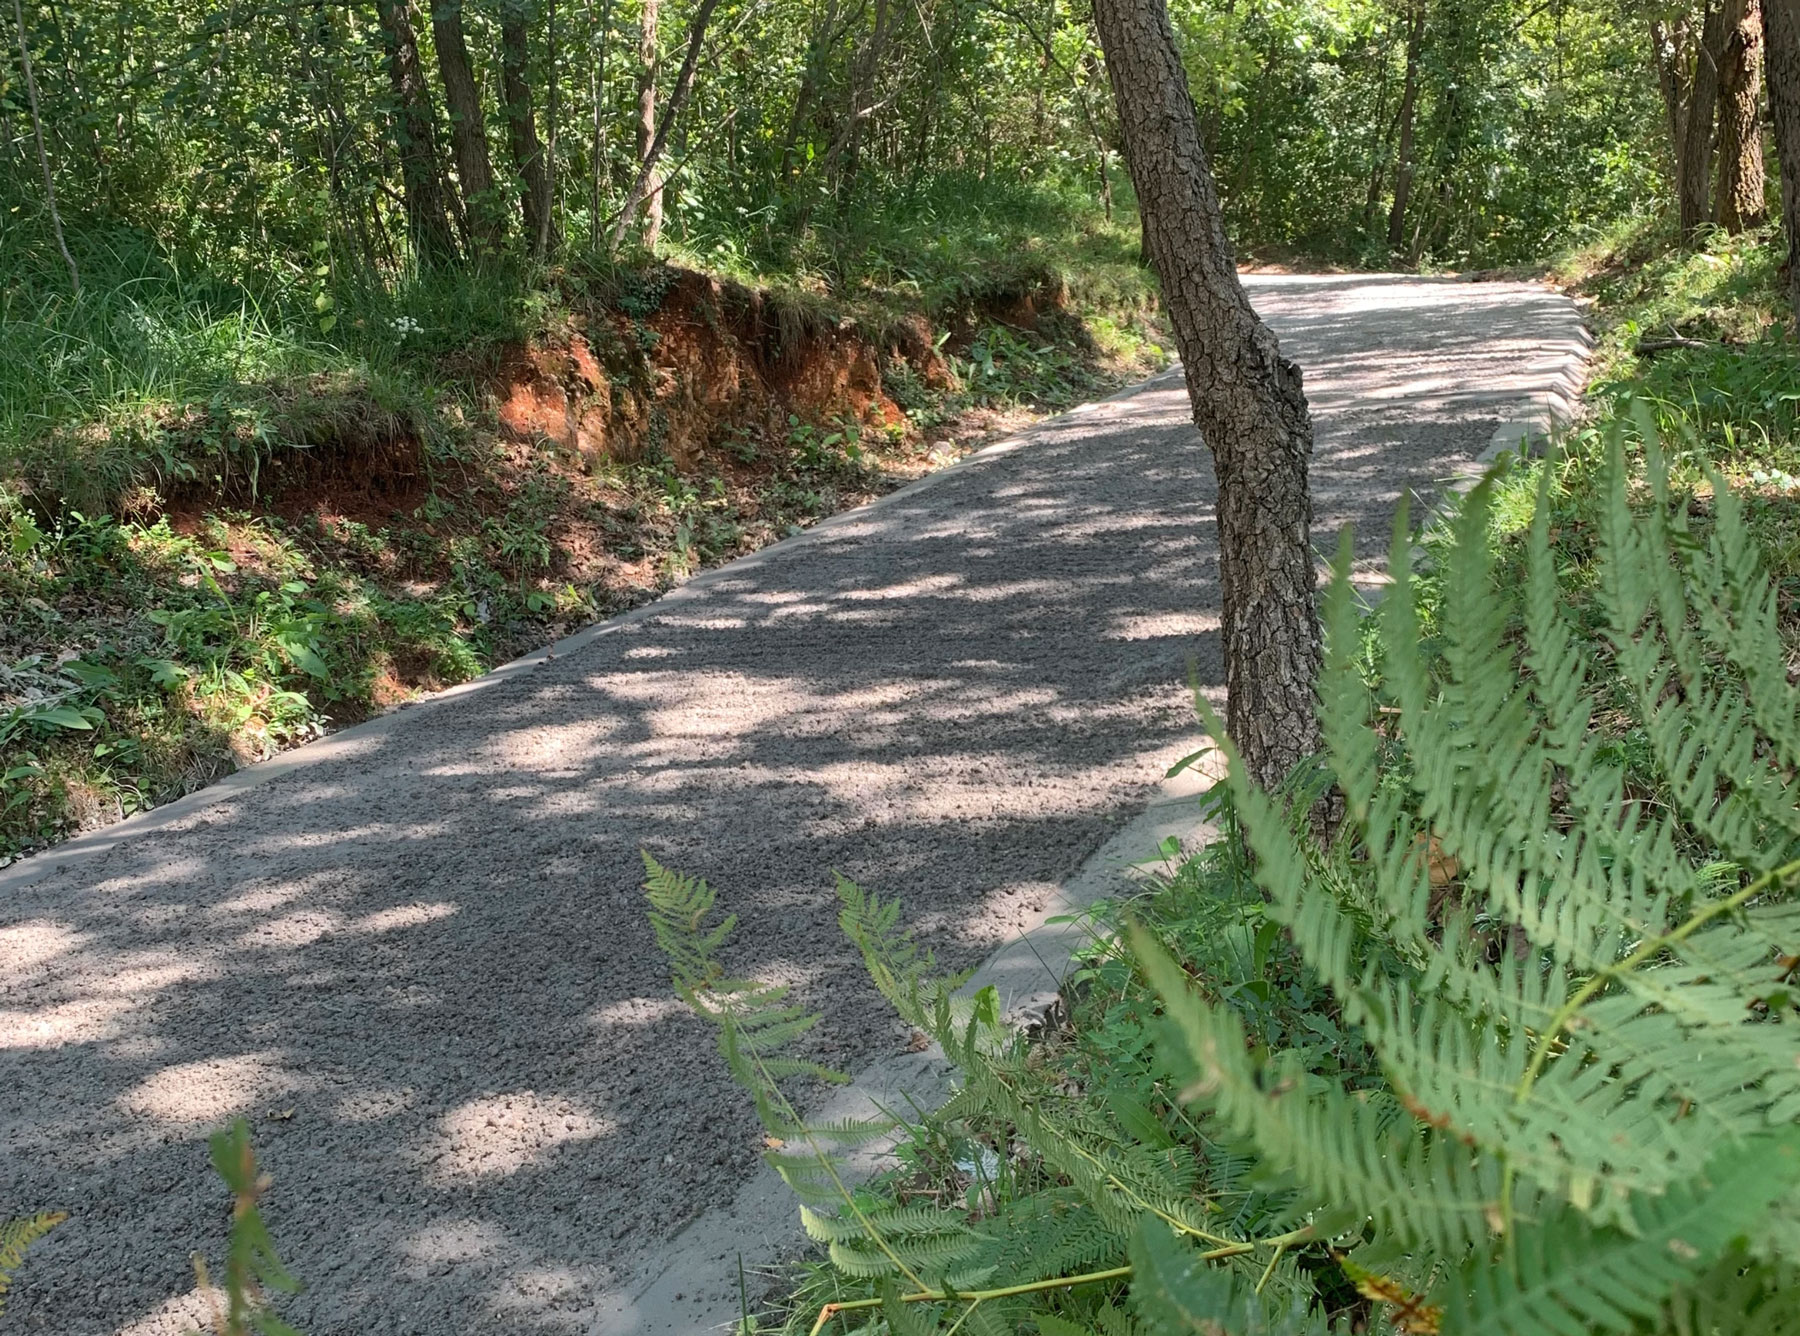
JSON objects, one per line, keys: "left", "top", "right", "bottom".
{"left": 0, "top": 226, "right": 323, "bottom": 446}
{"left": 656, "top": 169, "right": 1154, "bottom": 317}
{"left": 1, "top": 169, "right": 1156, "bottom": 518}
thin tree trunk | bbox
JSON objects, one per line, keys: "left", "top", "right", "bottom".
{"left": 11, "top": 0, "right": 78, "bottom": 294}
{"left": 1766, "top": 0, "right": 1800, "bottom": 316}
{"left": 1651, "top": 16, "right": 1691, "bottom": 163}
{"left": 1091, "top": 0, "right": 1322, "bottom": 790}
{"left": 780, "top": 0, "right": 848, "bottom": 180}
{"left": 1082, "top": 48, "right": 1115, "bottom": 220}
{"left": 545, "top": 0, "right": 559, "bottom": 250}
{"left": 609, "top": 0, "right": 719, "bottom": 253}
{"left": 374, "top": 0, "right": 458, "bottom": 264}
{"left": 1681, "top": 0, "right": 1728, "bottom": 237}
{"left": 432, "top": 0, "right": 503, "bottom": 252}
{"left": 839, "top": 0, "right": 894, "bottom": 197}
{"left": 1386, "top": 0, "right": 1424, "bottom": 252}
{"left": 590, "top": 0, "right": 613, "bottom": 248}
{"left": 299, "top": 2, "right": 379, "bottom": 273}
{"left": 1716, "top": 0, "right": 1767, "bottom": 231}
{"left": 636, "top": 0, "right": 663, "bottom": 248}
{"left": 500, "top": 0, "right": 556, "bottom": 255}
{"left": 1361, "top": 21, "right": 1398, "bottom": 235}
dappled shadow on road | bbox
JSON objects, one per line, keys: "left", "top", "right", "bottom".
{"left": 0, "top": 277, "right": 1583, "bottom": 1335}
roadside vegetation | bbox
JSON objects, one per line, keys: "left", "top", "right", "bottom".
{"left": 11, "top": 0, "right": 1800, "bottom": 1325}
{"left": 0, "top": 192, "right": 1168, "bottom": 864}
{"left": 1, "top": 0, "right": 1660, "bottom": 858}
{"left": 647, "top": 224, "right": 1800, "bottom": 1331}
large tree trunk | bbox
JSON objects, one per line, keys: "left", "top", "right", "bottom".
{"left": 374, "top": 0, "right": 458, "bottom": 264}
{"left": 636, "top": 0, "right": 663, "bottom": 249}
{"left": 1767, "top": 0, "right": 1800, "bottom": 316}
{"left": 432, "top": 0, "right": 502, "bottom": 252}
{"left": 1680, "top": 0, "right": 1729, "bottom": 237}
{"left": 1716, "top": 0, "right": 1767, "bottom": 231}
{"left": 1091, "top": 0, "right": 1323, "bottom": 790}
{"left": 500, "top": 0, "right": 556, "bottom": 255}
{"left": 1386, "top": 0, "right": 1424, "bottom": 252}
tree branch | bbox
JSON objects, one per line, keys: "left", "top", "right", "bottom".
{"left": 607, "top": 0, "right": 723, "bottom": 254}
{"left": 11, "top": 0, "right": 79, "bottom": 295}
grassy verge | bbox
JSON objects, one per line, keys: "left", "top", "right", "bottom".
{"left": 0, "top": 183, "right": 1168, "bottom": 865}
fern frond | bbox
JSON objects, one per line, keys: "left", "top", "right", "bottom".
{"left": 1163, "top": 421, "right": 1800, "bottom": 1331}
{"left": 642, "top": 853, "right": 736, "bottom": 996}
{"left": 1661, "top": 1250, "right": 1800, "bottom": 1336}
{"left": 1129, "top": 1219, "right": 1330, "bottom": 1336}
{"left": 828, "top": 1228, "right": 990, "bottom": 1280}
{"left": 802, "top": 1204, "right": 978, "bottom": 1245}
{"left": 1442, "top": 1129, "right": 1800, "bottom": 1336}
{"left": 1690, "top": 470, "right": 1800, "bottom": 782}
{"left": 1136, "top": 929, "right": 1501, "bottom": 1258}
{"left": 0, "top": 1211, "right": 65, "bottom": 1315}
{"left": 994, "top": 1188, "right": 1130, "bottom": 1282}
{"left": 841, "top": 876, "right": 1234, "bottom": 1250}
{"left": 645, "top": 855, "right": 994, "bottom": 1297}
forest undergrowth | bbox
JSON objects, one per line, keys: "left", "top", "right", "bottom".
{"left": 0, "top": 180, "right": 1168, "bottom": 865}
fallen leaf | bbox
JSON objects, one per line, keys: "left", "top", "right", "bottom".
{"left": 1413, "top": 832, "right": 1459, "bottom": 887}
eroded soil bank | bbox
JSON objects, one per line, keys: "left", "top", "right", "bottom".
{"left": 0, "top": 263, "right": 1169, "bottom": 863}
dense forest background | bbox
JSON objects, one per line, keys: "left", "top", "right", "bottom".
{"left": 3, "top": 0, "right": 1670, "bottom": 308}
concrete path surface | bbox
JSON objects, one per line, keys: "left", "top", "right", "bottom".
{"left": 1, "top": 276, "right": 1589, "bottom": 1336}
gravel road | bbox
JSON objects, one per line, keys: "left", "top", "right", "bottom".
{"left": 1, "top": 276, "right": 1588, "bottom": 1335}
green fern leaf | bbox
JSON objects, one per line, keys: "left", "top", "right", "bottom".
{"left": 1442, "top": 1129, "right": 1800, "bottom": 1335}
{"left": 1129, "top": 1219, "right": 1328, "bottom": 1335}
{"left": 0, "top": 1211, "right": 65, "bottom": 1315}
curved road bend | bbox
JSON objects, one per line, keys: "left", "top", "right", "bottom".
{"left": 2, "top": 276, "right": 1587, "bottom": 1335}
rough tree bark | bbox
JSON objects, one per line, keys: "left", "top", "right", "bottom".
{"left": 1680, "top": 0, "right": 1728, "bottom": 236}
{"left": 500, "top": 0, "right": 556, "bottom": 255}
{"left": 1091, "top": 0, "right": 1323, "bottom": 790}
{"left": 636, "top": 0, "right": 663, "bottom": 249}
{"left": 431, "top": 0, "right": 503, "bottom": 252}
{"left": 1716, "top": 0, "right": 1767, "bottom": 231}
{"left": 374, "top": 0, "right": 458, "bottom": 263}
{"left": 1386, "top": 0, "right": 1425, "bottom": 252}
{"left": 1767, "top": 0, "right": 1800, "bottom": 316}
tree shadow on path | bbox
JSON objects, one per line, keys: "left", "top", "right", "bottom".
{"left": 0, "top": 276, "right": 1587, "bottom": 1335}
